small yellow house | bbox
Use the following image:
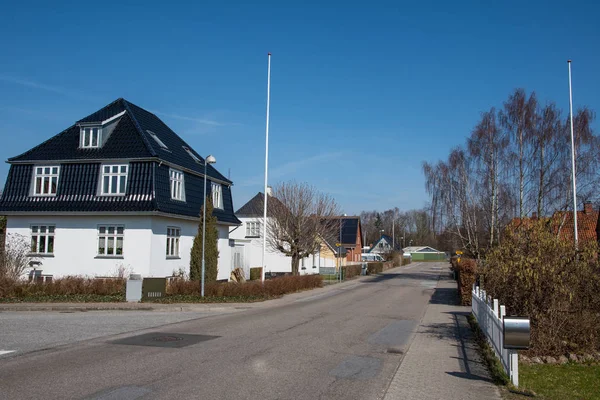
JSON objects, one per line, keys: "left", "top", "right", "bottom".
{"left": 314, "top": 235, "right": 347, "bottom": 271}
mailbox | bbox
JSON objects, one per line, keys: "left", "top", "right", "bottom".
{"left": 503, "top": 317, "right": 530, "bottom": 350}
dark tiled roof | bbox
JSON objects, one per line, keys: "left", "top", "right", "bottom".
{"left": 235, "top": 192, "right": 284, "bottom": 217}
{"left": 0, "top": 163, "right": 154, "bottom": 212}
{"left": 0, "top": 99, "right": 241, "bottom": 224}
{"left": 8, "top": 98, "right": 230, "bottom": 184}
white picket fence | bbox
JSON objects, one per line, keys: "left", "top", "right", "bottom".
{"left": 471, "top": 285, "right": 519, "bottom": 386}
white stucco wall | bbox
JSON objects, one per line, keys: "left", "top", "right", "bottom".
{"left": 229, "top": 217, "right": 316, "bottom": 277}
{"left": 5, "top": 215, "right": 235, "bottom": 280}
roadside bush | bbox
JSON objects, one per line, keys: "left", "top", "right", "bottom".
{"left": 402, "top": 256, "right": 411, "bottom": 266}
{"left": 367, "top": 262, "right": 383, "bottom": 274}
{"left": 483, "top": 220, "right": 600, "bottom": 356}
{"left": 342, "top": 264, "right": 362, "bottom": 279}
{"left": 166, "top": 274, "right": 323, "bottom": 300}
{"left": 0, "top": 276, "right": 125, "bottom": 302}
{"left": 455, "top": 258, "right": 477, "bottom": 306}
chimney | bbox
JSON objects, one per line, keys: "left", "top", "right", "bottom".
{"left": 584, "top": 202, "right": 593, "bottom": 214}
{"left": 266, "top": 186, "right": 272, "bottom": 196}
{"left": 531, "top": 212, "right": 537, "bottom": 219}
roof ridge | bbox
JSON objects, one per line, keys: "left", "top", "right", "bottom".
{"left": 121, "top": 99, "right": 158, "bottom": 158}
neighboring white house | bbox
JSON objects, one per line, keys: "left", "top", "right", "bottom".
{"left": 368, "top": 234, "right": 398, "bottom": 254}
{"left": 229, "top": 191, "right": 318, "bottom": 278}
{"left": 0, "top": 98, "right": 241, "bottom": 280}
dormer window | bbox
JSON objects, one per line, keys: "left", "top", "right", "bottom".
{"left": 33, "top": 166, "right": 60, "bottom": 196}
{"left": 81, "top": 127, "right": 101, "bottom": 148}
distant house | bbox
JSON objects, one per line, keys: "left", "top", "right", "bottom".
{"left": 508, "top": 202, "right": 599, "bottom": 244}
{"left": 229, "top": 190, "right": 315, "bottom": 277}
{"left": 0, "top": 98, "right": 241, "bottom": 279}
{"left": 550, "top": 203, "right": 599, "bottom": 243}
{"left": 368, "top": 234, "right": 399, "bottom": 254}
{"left": 315, "top": 234, "right": 347, "bottom": 272}
{"left": 322, "top": 216, "right": 363, "bottom": 263}
{"left": 403, "top": 246, "right": 446, "bottom": 261}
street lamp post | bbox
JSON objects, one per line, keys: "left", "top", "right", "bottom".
{"left": 201, "top": 154, "right": 216, "bottom": 297}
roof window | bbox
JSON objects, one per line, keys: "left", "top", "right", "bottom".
{"left": 183, "top": 146, "right": 202, "bottom": 163}
{"left": 147, "top": 130, "right": 168, "bottom": 150}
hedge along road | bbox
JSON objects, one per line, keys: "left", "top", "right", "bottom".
{"left": 0, "top": 262, "right": 443, "bottom": 400}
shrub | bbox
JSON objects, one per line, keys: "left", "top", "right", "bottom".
{"left": 165, "top": 274, "right": 322, "bottom": 300}
{"left": 249, "top": 267, "right": 262, "bottom": 281}
{"left": 0, "top": 233, "right": 32, "bottom": 281}
{"left": 367, "top": 262, "right": 383, "bottom": 274}
{"left": 190, "top": 196, "right": 219, "bottom": 282}
{"left": 402, "top": 256, "right": 411, "bottom": 266}
{"left": 483, "top": 220, "right": 600, "bottom": 356}
{"left": 455, "top": 258, "right": 477, "bottom": 306}
{"left": 343, "top": 264, "right": 362, "bottom": 279}
{"left": 0, "top": 276, "right": 125, "bottom": 301}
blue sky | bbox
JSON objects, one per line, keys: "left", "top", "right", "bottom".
{"left": 0, "top": 1, "right": 598, "bottom": 215}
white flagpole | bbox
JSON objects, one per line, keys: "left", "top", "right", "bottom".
{"left": 568, "top": 60, "right": 578, "bottom": 247}
{"left": 262, "top": 53, "right": 272, "bottom": 283}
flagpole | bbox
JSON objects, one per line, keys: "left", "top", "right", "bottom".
{"left": 568, "top": 60, "right": 578, "bottom": 247}
{"left": 262, "top": 53, "right": 272, "bottom": 283}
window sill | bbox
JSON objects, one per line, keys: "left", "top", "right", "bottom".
{"left": 27, "top": 253, "right": 54, "bottom": 258}
{"left": 94, "top": 255, "right": 124, "bottom": 259}
{"left": 30, "top": 194, "right": 57, "bottom": 198}
{"left": 245, "top": 236, "right": 260, "bottom": 239}
{"left": 166, "top": 256, "right": 181, "bottom": 260}
{"left": 98, "top": 194, "right": 126, "bottom": 197}
{"left": 170, "top": 198, "right": 186, "bottom": 202}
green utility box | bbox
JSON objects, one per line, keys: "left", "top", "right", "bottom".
{"left": 142, "top": 278, "right": 167, "bottom": 300}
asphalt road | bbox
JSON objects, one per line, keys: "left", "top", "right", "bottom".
{"left": 0, "top": 262, "right": 443, "bottom": 400}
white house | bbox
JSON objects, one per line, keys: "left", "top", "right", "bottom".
{"left": 229, "top": 191, "right": 319, "bottom": 277}
{"left": 368, "top": 234, "right": 398, "bottom": 254}
{"left": 0, "top": 98, "right": 241, "bottom": 280}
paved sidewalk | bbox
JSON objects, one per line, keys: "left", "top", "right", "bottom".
{"left": 384, "top": 270, "right": 501, "bottom": 400}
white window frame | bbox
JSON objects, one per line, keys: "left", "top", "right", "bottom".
{"left": 97, "top": 225, "right": 124, "bottom": 257}
{"left": 80, "top": 126, "right": 102, "bottom": 148}
{"left": 166, "top": 227, "right": 181, "bottom": 258}
{"left": 169, "top": 169, "right": 185, "bottom": 201}
{"left": 246, "top": 221, "right": 261, "bottom": 238}
{"left": 33, "top": 166, "right": 60, "bottom": 196}
{"left": 30, "top": 225, "right": 55, "bottom": 255}
{"left": 100, "top": 164, "right": 128, "bottom": 196}
{"left": 212, "top": 182, "right": 223, "bottom": 209}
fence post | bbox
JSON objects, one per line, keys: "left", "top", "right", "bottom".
{"left": 493, "top": 299, "right": 499, "bottom": 318}
{"left": 510, "top": 351, "right": 519, "bottom": 386}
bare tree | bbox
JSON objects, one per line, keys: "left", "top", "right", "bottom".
{"left": 267, "top": 182, "right": 340, "bottom": 275}
{"left": 500, "top": 89, "right": 537, "bottom": 219}
{"left": 0, "top": 233, "right": 32, "bottom": 281}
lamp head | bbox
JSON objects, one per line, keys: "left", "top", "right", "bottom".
{"left": 206, "top": 155, "right": 216, "bottom": 164}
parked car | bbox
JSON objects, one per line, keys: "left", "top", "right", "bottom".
{"left": 361, "top": 253, "right": 385, "bottom": 262}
